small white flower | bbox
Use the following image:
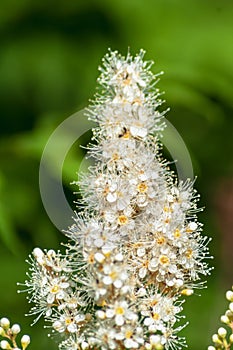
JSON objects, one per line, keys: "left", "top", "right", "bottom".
{"left": 102, "top": 261, "right": 128, "bottom": 289}
{"left": 47, "top": 277, "right": 70, "bottom": 304}
{"left": 106, "top": 301, "right": 137, "bottom": 326}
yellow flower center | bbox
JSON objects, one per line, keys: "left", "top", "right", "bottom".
{"left": 115, "top": 306, "right": 125, "bottom": 315}
{"left": 185, "top": 249, "right": 193, "bottom": 259}
{"left": 103, "top": 186, "right": 109, "bottom": 196}
{"left": 142, "top": 260, "right": 149, "bottom": 268}
{"left": 109, "top": 271, "right": 117, "bottom": 280}
{"left": 150, "top": 299, "right": 158, "bottom": 307}
{"left": 137, "top": 182, "right": 148, "bottom": 193}
{"left": 125, "top": 330, "right": 133, "bottom": 338}
{"left": 122, "top": 130, "right": 130, "bottom": 139}
{"left": 133, "top": 97, "right": 142, "bottom": 105}
{"left": 152, "top": 313, "right": 160, "bottom": 320}
{"left": 65, "top": 317, "right": 72, "bottom": 325}
{"left": 174, "top": 229, "right": 181, "bottom": 238}
{"left": 159, "top": 255, "right": 170, "bottom": 265}
{"left": 50, "top": 285, "right": 60, "bottom": 294}
{"left": 157, "top": 236, "right": 166, "bottom": 245}
{"left": 112, "top": 153, "right": 119, "bottom": 161}
{"left": 88, "top": 253, "right": 95, "bottom": 264}
{"left": 163, "top": 206, "right": 173, "bottom": 213}
{"left": 118, "top": 215, "right": 128, "bottom": 225}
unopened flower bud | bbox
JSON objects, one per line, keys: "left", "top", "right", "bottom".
{"left": 11, "top": 324, "right": 21, "bottom": 335}
{"left": 207, "top": 347, "right": 216, "bottom": 350}
{"left": 0, "top": 327, "right": 5, "bottom": 337}
{"left": 226, "top": 290, "right": 233, "bottom": 302}
{"left": 220, "top": 315, "right": 229, "bottom": 324}
{"left": 96, "top": 310, "right": 105, "bottom": 319}
{"left": 94, "top": 252, "right": 105, "bottom": 263}
{"left": 33, "top": 248, "right": 44, "bottom": 265}
{"left": 150, "top": 335, "right": 162, "bottom": 348}
{"left": 181, "top": 289, "right": 193, "bottom": 296}
{"left": 81, "top": 342, "right": 89, "bottom": 349}
{"left": 21, "top": 335, "right": 30, "bottom": 349}
{"left": 212, "top": 334, "right": 221, "bottom": 344}
{"left": 47, "top": 249, "right": 56, "bottom": 258}
{"left": 230, "top": 334, "right": 233, "bottom": 343}
{"left": 187, "top": 222, "right": 198, "bottom": 231}
{"left": 217, "top": 327, "right": 227, "bottom": 338}
{"left": 0, "top": 340, "right": 11, "bottom": 350}
{"left": 0, "top": 318, "right": 10, "bottom": 329}
{"left": 225, "top": 310, "right": 233, "bottom": 320}
{"left": 229, "top": 302, "right": 233, "bottom": 312}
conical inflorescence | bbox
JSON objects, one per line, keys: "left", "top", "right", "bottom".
{"left": 22, "top": 49, "right": 212, "bottom": 350}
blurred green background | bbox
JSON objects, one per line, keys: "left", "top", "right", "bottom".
{"left": 0, "top": 0, "right": 233, "bottom": 349}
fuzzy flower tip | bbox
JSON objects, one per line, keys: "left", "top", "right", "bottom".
{"left": 21, "top": 49, "right": 212, "bottom": 350}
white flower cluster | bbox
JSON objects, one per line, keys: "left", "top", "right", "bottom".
{"left": 22, "top": 49, "right": 212, "bottom": 350}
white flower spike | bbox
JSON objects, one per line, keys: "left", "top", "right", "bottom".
{"left": 20, "top": 49, "right": 212, "bottom": 350}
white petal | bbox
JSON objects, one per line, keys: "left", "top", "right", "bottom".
{"left": 137, "top": 247, "right": 146, "bottom": 257}
{"left": 115, "top": 332, "right": 124, "bottom": 340}
{"left": 120, "top": 271, "right": 128, "bottom": 280}
{"left": 109, "top": 182, "right": 117, "bottom": 192}
{"left": 138, "top": 173, "right": 148, "bottom": 181}
{"left": 150, "top": 335, "right": 161, "bottom": 345}
{"left": 106, "top": 309, "right": 115, "bottom": 318}
{"left": 115, "top": 315, "right": 124, "bottom": 326}
{"left": 75, "top": 314, "right": 85, "bottom": 323}
{"left": 174, "top": 279, "right": 184, "bottom": 288}
{"left": 47, "top": 249, "right": 56, "bottom": 258}
{"left": 56, "top": 290, "right": 66, "bottom": 299}
{"left": 47, "top": 294, "right": 55, "bottom": 304}
{"left": 148, "top": 259, "right": 158, "bottom": 272}
{"left": 106, "top": 192, "right": 117, "bottom": 203}
{"left": 94, "top": 252, "right": 105, "bottom": 263}
{"left": 117, "top": 198, "right": 128, "bottom": 211}
{"left": 130, "top": 126, "right": 147, "bottom": 138}
{"left": 99, "top": 288, "right": 107, "bottom": 296}
{"left": 53, "top": 321, "right": 64, "bottom": 332}
{"left": 67, "top": 323, "right": 77, "bottom": 333}
{"left": 137, "top": 287, "right": 146, "bottom": 296}
{"left": 114, "top": 279, "right": 123, "bottom": 289}
{"left": 81, "top": 342, "right": 89, "bottom": 349}
{"left": 94, "top": 238, "right": 104, "bottom": 247}
{"left": 144, "top": 317, "right": 153, "bottom": 326}
{"left": 104, "top": 211, "right": 116, "bottom": 223}
{"left": 188, "top": 222, "right": 198, "bottom": 231}
{"left": 115, "top": 253, "right": 124, "bottom": 261}
{"left": 103, "top": 276, "right": 112, "bottom": 285}
{"left": 124, "top": 339, "right": 139, "bottom": 349}
{"left": 96, "top": 310, "right": 106, "bottom": 319}
{"left": 139, "top": 267, "right": 147, "bottom": 279}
